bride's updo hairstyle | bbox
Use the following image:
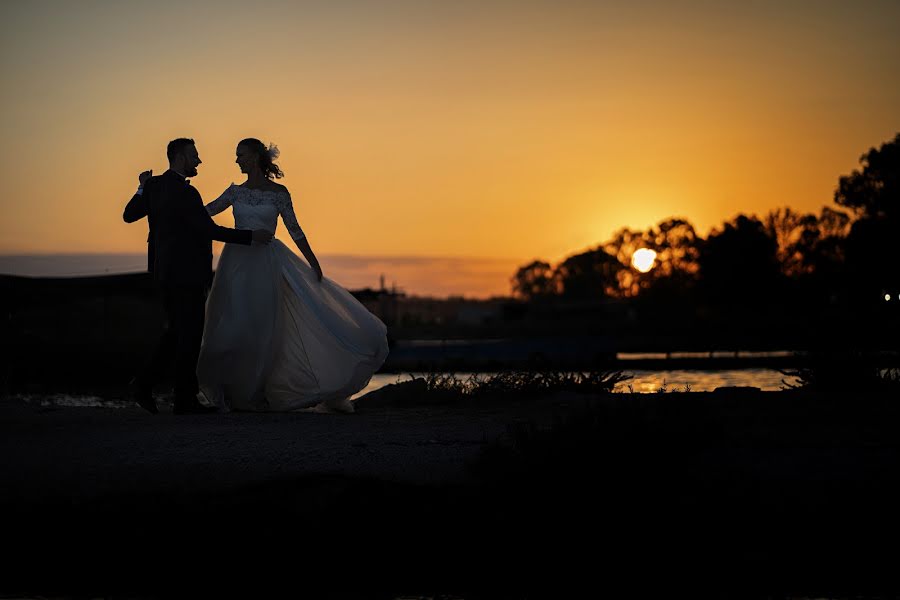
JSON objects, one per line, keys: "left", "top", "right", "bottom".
{"left": 239, "top": 137, "right": 284, "bottom": 180}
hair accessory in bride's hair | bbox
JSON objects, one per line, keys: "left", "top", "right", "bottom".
{"left": 267, "top": 143, "right": 280, "bottom": 162}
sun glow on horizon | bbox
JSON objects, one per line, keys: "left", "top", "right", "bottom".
{"left": 1, "top": 1, "right": 899, "bottom": 301}
{"left": 631, "top": 248, "right": 657, "bottom": 273}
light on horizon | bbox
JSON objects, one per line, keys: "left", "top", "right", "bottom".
{"left": 631, "top": 248, "right": 657, "bottom": 273}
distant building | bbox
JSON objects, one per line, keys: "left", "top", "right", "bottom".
{"left": 349, "top": 287, "right": 403, "bottom": 325}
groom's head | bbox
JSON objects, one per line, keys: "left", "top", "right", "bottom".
{"left": 167, "top": 138, "right": 202, "bottom": 177}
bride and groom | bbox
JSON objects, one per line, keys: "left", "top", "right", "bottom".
{"left": 123, "top": 137, "right": 389, "bottom": 414}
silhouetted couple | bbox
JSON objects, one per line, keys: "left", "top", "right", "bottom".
{"left": 124, "top": 138, "right": 389, "bottom": 415}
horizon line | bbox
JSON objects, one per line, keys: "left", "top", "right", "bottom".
{"left": 0, "top": 251, "right": 526, "bottom": 262}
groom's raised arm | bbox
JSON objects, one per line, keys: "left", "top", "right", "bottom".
{"left": 181, "top": 186, "right": 253, "bottom": 245}
{"left": 123, "top": 184, "right": 149, "bottom": 223}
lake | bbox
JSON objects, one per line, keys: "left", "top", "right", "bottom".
{"left": 11, "top": 368, "right": 799, "bottom": 409}
{"left": 357, "top": 368, "right": 799, "bottom": 397}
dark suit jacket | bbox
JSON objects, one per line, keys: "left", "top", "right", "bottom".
{"left": 123, "top": 170, "right": 252, "bottom": 286}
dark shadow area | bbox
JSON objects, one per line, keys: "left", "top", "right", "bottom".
{"left": 3, "top": 389, "right": 900, "bottom": 596}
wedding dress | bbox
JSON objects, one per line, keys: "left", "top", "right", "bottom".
{"left": 196, "top": 184, "right": 389, "bottom": 412}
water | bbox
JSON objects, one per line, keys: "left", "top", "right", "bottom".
{"left": 360, "top": 369, "right": 799, "bottom": 396}
{"left": 617, "top": 350, "right": 800, "bottom": 360}
{"left": 618, "top": 368, "right": 797, "bottom": 392}
{"left": 12, "top": 369, "right": 798, "bottom": 409}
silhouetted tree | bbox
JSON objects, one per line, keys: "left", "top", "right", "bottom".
{"left": 604, "top": 227, "right": 653, "bottom": 297}
{"left": 698, "top": 214, "right": 782, "bottom": 307}
{"left": 765, "top": 207, "right": 849, "bottom": 278}
{"left": 511, "top": 260, "right": 557, "bottom": 300}
{"left": 837, "top": 134, "right": 900, "bottom": 305}
{"left": 604, "top": 219, "right": 700, "bottom": 298}
{"left": 553, "top": 247, "right": 623, "bottom": 301}
{"left": 805, "top": 207, "right": 851, "bottom": 300}
{"left": 766, "top": 207, "right": 815, "bottom": 277}
{"left": 507, "top": 133, "right": 898, "bottom": 326}
{"left": 764, "top": 206, "right": 851, "bottom": 306}
{"left": 604, "top": 227, "right": 652, "bottom": 267}
{"left": 835, "top": 133, "right": 899, "bottom": 221}
{"left": 819, "top": 206, "right": 853, "bottom": 239}
{"left": 634, "top": 218, "right": 702, "bottom": 307}
{"left": 653, "top": 218, "right": 701, "bottom": 277}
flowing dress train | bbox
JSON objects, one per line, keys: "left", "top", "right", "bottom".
{"left": 197, "top": 184, "right": 389, "bottom": 412}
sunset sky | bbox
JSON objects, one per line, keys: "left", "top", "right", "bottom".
{"left": 1, "top": 0, "right": 898, "bottom": 296}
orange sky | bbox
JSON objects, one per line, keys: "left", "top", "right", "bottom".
{"left": 1, "top": 1, "right": 898, "bottom": 291}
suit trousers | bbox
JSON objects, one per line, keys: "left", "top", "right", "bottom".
{"left": 138, "top": 282, "right": 208, "bottom": 404}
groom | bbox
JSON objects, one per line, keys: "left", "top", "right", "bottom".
{"left": 123, "top": 138, "right": 273, "bottom": 414}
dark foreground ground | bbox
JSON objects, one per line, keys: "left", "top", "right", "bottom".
{"left": 2, "top": 383, "right": 900, "bottom": 598}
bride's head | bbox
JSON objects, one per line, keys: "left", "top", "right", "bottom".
{"left": 236, "top": 138, "right": 284, "bottom": 180}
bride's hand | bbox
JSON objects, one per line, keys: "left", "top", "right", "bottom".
{"left": 138, "top": 169, "right": 152, "bottom": 186}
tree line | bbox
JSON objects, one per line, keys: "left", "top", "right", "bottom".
{"left": 511, "top": 133, "right": 899, "bottom": 312}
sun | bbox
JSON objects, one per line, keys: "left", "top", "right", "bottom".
{"left": 631, "top": 248, "right": 657, "bottom": 273}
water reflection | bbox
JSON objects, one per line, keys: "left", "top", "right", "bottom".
{"left": 616, "top": 350, "right": 801, "bottom": 360}
{"left": 620, "top": 368, "right": 797, "bottom": 392}
{"left": 10, "top": 369, "right": 798, "bottom": 409}
{"left": 354, "top": 368, "right": 798, "bottom": 397}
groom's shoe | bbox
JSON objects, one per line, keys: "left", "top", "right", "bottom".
{"left": 129, "top": 379, "right": 158, "bottom": 414}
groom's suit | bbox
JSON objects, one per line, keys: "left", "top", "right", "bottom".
{"left": 124, "top": 169, "right": 252, "bottom": 408}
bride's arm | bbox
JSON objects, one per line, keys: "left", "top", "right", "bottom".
{"left": 294, "top": 237, "right": 324, "bottom": 282}
{"left": 205, "top": 185, "right": 234, "bottom": 216}
{"left": 277, "top": 191, "right": 323, "bottom": 281}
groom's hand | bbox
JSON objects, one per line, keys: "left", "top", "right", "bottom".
{"left": 138, "top": 169, "right": 153, "bottom": 186}
{"left": 252, "top": 229, "right": 274, "bottom": 244}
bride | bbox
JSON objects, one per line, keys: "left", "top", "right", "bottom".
{"left": 196, "top": 138, "right": 389, "bottom": 412}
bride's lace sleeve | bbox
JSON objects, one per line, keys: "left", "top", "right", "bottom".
{"left": 276, "top": 191, "right": 307, "bottom": 242}
{"left": 205, "top": 185, "right": 235, "bottom": 216}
